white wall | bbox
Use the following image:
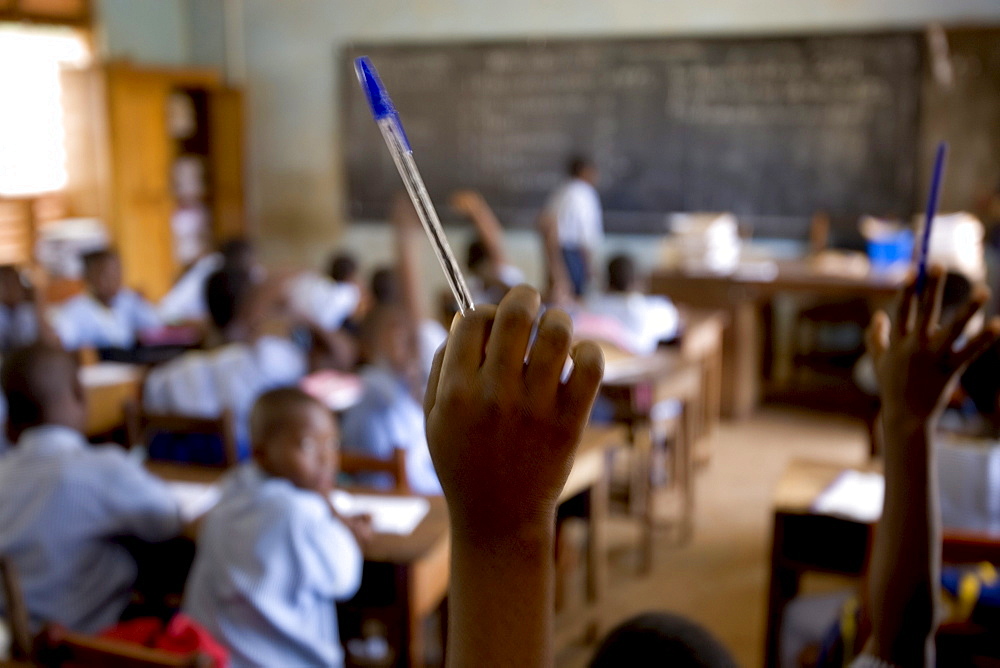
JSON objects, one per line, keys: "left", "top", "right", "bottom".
{"left": 221, "top": 0, "right": 1000, "bottom": 287}
{"left": 96, "top": 0, "right": 190, "bottom": 66}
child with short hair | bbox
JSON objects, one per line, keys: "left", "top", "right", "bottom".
{"left": 183, "top": 388, "right": 369, "bottom": 668}
{"left": 582, "top": 253, "right": 680, "bottom": 355}
{"left": 50, "top": 249, "right": 161, "bottom": 351}
{"left": 0, "top": 344, "right": 182, "bottom": 633}
{"left": 142, "top": 268, "right": 308, "bottom": 463}
{"left": 0, "top": 265, "right": 41, "bottom": 352}
{"left": 449, "top": 189, "right": 525, "bottom": 306}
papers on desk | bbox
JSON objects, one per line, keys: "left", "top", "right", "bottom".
{"left": 79, "top": 362, "right": 143, "bottom": 387}
{"left": 331, "top": 490, "right": 429, "bottom": 536}
{"left": 811, "top": 470, "right": 884, "bottom": 523}
{"left": 601, "top": 353, "right": 658, "bottom": 383}
{"left": 166, "top": 481, "right": 222, "bottom": 522}
{"left": 301, "top": 370, "right": 364, "bottom": 412}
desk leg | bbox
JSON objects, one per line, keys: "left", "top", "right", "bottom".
{"left": 722, "top": 301, "right": 762, "bottom": 421}
{"left": 586, "top": 461, "right": 609, "bottom": 606}
{"left": 763, "top": 513, "right": 801, "bottom": 668}
{"left": 396, "top": 566, "right": 423, "bottom": 668}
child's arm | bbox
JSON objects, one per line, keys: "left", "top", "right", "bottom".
{"left": 537, "top": 211, "right": 574, "bottom": 304}
{"left": 390, "top": 194, "right": 431, "bottom": 331}
{"left": 450, "top": 190, "right": 509, "bottom": 268}
{"left": 864, "top": 268, "right": 1000, "bottom": 667}
{"left": 425, "top": 285, "right": 604, "bottom": 667}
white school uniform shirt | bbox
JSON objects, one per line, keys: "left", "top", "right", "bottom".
{"left": 544, "top": 178, "right": 604, "bottom": 250}
{"left": 0, "top": 303, "right": 38, "bottom": 351}
{"left": 157, "top": 253, "right": 223, "bottom": 324}
{"left": 584, "top": 291, "right": 680, "bottom": 355}
{"left": 51, "top": 290, "right": 161, "bottom": 350}
{"left": 287, "top": 272, "right": 361, "bottom": 331}
{"left": 183, "top": 462, "right": 362, "bottom": 668}
{"left": 142, "top": 336, "right": 308, "bottom": 450}
{"left": 418, "top": 319, "right": 447, "bottom": 386}
{"left": 468, "top": 263, "right": 526, "bottom": 306}
{"left": 0, "top": 425, "right": 182, "bottom": 633}
{"left": 341, "top": 365, "right": 442, "bottom": 496}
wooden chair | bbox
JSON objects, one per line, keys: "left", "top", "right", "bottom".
{"left": 675, "top": 308, "right": 726, "bottom": 464}
{"left": 124, "top": 399, "right": 239, "bottom": 468}
{"left": 1, "top": 556, "right": 33, "bottom": 661}
{"left": 1, "top": 557, "right": 212, "bottom": 668}
{"left": 340, "top": 450, "right": 410, "bottom": 493}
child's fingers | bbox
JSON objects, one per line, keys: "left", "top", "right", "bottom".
{"left": 894, "top": 279, "right": 916, "bottom": 341}
{"left": 866, "top": 310, "right": 890, "bottom": 362}
{"left": 919, "top": 266, "right": 946, "bottom": 341}
{"left": 935, "top": 287, "right": 988, "bottom": 354}
{"left": 440, "top": 305, "right": 496, "bottom": 381}
{"left": 483, "top": 285, "right": 541, "bottom": 383}
{"left": 524, "top": 308, "right": 573, "bottom": 396}
{"left": 423, "top": 344, "right": 446, "bottom": 416}
{"left": 950, "top": 318, "right": 1000, "bottom": 373}
{"left": 558, "top": 341, "right": 605, "bottom": 429}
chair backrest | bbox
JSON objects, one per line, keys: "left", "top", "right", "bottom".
{"left": 124, "top": 399, "right": 239, "bottom": 468}
{"left": 943, "top": 528, "right": 1000, "bottom": 565}
{"left": 340, "top": 449, "right": 409, "bottom": 493}
{"left": 35, "top": 625, "right": 212, "bottom": 668}
{"left": 0, "top": 556, "right": 33, "bottom": 660}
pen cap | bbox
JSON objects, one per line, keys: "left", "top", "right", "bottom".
{"left": 355, "top": 56, "right": 411, "bottom": 151}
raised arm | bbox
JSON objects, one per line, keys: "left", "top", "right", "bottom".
{"left": 537, "top": 211, "right": 574, "bottom": 305}
{"left": 864, "top": 268, "right": 1000, "bottom": 667}
{"left": 450, "top": 190, "right": 508, "bottom": 268}
{"left": 424, "top": 285, "right": 603, "bottom": 667}
{"left": 389, "top": 194, "right": 430, "bottom": 335}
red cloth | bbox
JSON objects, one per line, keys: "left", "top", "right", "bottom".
{"left": 100, "top": 614, "right": 228, "bottom": 667}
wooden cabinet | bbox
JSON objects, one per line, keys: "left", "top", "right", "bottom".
{"left": 63, "top": 63, "right": 245, "bottom": 299}
{"left": 1, "top": 0, "right": 90, "bottom": 24}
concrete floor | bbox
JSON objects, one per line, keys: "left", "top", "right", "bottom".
{"left": 557, "top": 406, "right": 869, "bottom": 668}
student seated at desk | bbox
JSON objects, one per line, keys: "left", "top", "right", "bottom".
{"left": 183, "top": 388, "right": 370, "bottom": 668}
{"left": 49, "top": 249, "right": 161, "bottom": 352}
{"left": 0, "top": 344, "right": 182, "bottom": 633}
{"left": 287, "top": 250, "right": 363, "bottom": 333}
{"left": 143, "top": 268, "right": 308, "bottom": 463}
{"left": 580, "top": 254, "right": 680, "bottom": 355}
{"left": 341, "top": 305, "right": 441, "bottom": 495}
{"left": 0, "top": 265, "right": 43, "bottom": 352}
{"left": 157, "top": 237, "right": 262, "bottom": 326}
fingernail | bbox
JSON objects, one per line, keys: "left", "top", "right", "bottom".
{"left": 450, "top": 312, "right": 462, "bottom": 333}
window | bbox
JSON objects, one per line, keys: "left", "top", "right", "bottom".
{"left": 0, "top": 23, "right": 89, "bottom": 196}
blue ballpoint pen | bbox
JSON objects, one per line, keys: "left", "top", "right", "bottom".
{"left": 915, "top": 142, "right": 948, "bottom": 294}
{"left": 354, "top": 56, "right": 476, "bottom": 315}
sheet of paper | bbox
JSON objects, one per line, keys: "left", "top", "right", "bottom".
{"left": 331, "top": 490, "right": 430, "bottom": 536}
{"left": 79, "top": 362, "right": 143, "bottom": 387}
{"left": 811, "top": 470, "right": 884, "bottom": 523}
{"left": 166, "top": 481, "right": 222, "bottom": 522}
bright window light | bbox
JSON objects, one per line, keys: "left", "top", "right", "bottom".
{"left": 0, "top": 24, "right": 90, "bottom": 197}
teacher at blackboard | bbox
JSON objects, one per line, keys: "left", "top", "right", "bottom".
{"left": 540, "top": 156, "right": 604, "bottom": 297}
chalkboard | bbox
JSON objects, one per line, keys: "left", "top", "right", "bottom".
{"left": 342, "top": 33, "right": 922, "bottom": 236}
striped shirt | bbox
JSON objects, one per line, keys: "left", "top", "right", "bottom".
{"left": 183, "top": 463, "right": 362, "bottom": 668}
{"left": 0, "top": 425, "right": 182, "bottom": 632}
{"left": 50, "top": 290, "right": 161, "bottom": 350}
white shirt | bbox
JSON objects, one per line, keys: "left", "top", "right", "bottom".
{"left": 0, "top": 303, "right": 38, "bottom": 351}
{"left": 51, "top": 290, "right": 161, "bottom": 350}
{"left": 545, "top": 178, "right": 604, "bottom": 250}
{"left": 0, "top": 425, "right": 181, "bottom": 633}
{"left": 468, "top": 263, "right": 526, "bottom": 306}
{"left": 183, "top": 462, "right": 362, "bottom": 668}
{"left": 584, "top": 292, "right": 680, "bottom": 355}
{"left": 157, "top": 253, "right": 223, "bottom": 324}
{"left": 142, "top": 337, "right": 308, "bottom": 450}
{"left": 287, "top": 272, "right": 361, "bottom": 331}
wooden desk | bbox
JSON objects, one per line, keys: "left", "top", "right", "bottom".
{"left": 764, "top": 459, "right": 877, "bottom": 668}
{"left": 80, "top": 363, "right": 145, "bottom": 437}
{"left": 651, "top": 261, "right": 903, "bottom": 420}
{"left": 145, "top": 463, "right": 449, "bottom": 668}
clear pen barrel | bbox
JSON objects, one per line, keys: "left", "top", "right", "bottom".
{"left": 378, "top": 117, "right": 476, "bottom": 315}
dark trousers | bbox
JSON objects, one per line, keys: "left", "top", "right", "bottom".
{"left": 561, "top": 246, "right": 589, "bottom": 297}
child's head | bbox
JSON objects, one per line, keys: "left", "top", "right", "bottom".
{"left": 251, "top": 388, "right": 338, "bottom": 493}
{"left": 466, "top": 239, "right": 489, "bottom": 276}
{"left": 0, "top": 265, "right": 26, "bottom": 308}
{"left": 359, "top": 304, "right": 413, "bottom": 374}
{"left": 607, "top": 254, "right": 638, "bottom": 293}
{"left": 370, "top": 267, "right": 400, "bottom": 306}
{"left": 82, "top": 249, "right": 122, "bottom": 305}
{"left": 568, "top": 155, "right": 598, "bottom": 185}
{"left": 589, "top": 612, "right": 737, "bottom": 668}
{"left": 205, "top": 268, "right": 254, "bottom": 334}
{"left": 328, "top": 252, "right": 359, "bottom": 284}
{"left": 1, "top": 343, "right": 85, "bottom": 443}
{"left": 218, "top": 237, "right": 258, "bottom": 275}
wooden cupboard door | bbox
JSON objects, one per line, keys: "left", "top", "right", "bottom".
{"left": 105, "top": 68, "right": 176, "bottom": 300}
{"left": 208, "top": 88, "right": 245, "bottom": 242}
